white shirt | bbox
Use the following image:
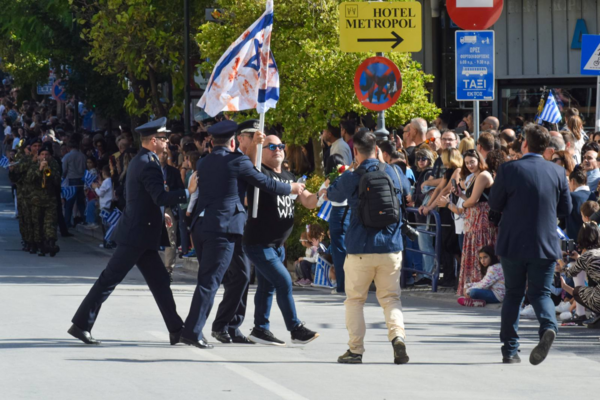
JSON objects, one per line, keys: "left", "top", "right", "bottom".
{"left": 574, "top": 185, "right": 590, "bottom": 193}
{"left": 4, "top": 125, "right": 11, "bottom": 136}
{"left": 12, "top": 137, "right": 20, "bottom": 149}
{"left": 94, "top": 178, "right": 113, "bottom": 210}
{"left": 330, "top": 138, "right": 353, "bottom": 166}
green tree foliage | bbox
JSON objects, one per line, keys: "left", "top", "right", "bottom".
{"left": 73, "top": 0, "right": 209, "bottom": 119}
{"left": 197, "top": 0, "right": 440, "bottom": 145}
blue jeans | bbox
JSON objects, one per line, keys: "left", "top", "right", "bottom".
{"left": 417, "top": 226, "right": 435, "bottom": 278}
{"left": 469, "top": 288, "right": 500, "bottom": 303}
{"left": 403, "top": 237, "right": 422, "bottom": 284}
{"left": 85, "top": 199, "right": 97, "bottom": 224}
{"left": 65, "top": 178, "right": 86, "bottom": 227}
{"left": 329, "top": 206, "right": 350, "bottom": 293}
{"left": 244, "top": 245, "right": 301, "bottom": 332}
{"left": 500, "top": 257, "right": 558, "bottom": 357}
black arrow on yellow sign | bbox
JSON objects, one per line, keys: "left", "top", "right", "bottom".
{"left": 357, "top": 31, "right": 404, "bottom": 49}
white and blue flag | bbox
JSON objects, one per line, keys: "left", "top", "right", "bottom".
{"left": 317, "top": 201, "right": 332, "bottom": 222}
{"left": 84, "top": 170, "right": 97, "bottom": 188}
{"left": 197, "top": 0, "right": 279, "bottom": 117}
{"left": 0, "top": 156, "right": 9, "bottom": 169}
{"left": 104, "top": 209, "right": 122, "bottom": 241}
{"left": 539, "top": 91, "right": 562, "bottom": 124}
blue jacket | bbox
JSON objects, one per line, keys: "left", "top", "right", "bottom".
{"left": 327, "top": 158, "right": 404, "bottom": 254}
{"left": 112, "top": 147, "right": 188, "bottom": 250}
{"left": 192, "top": 146, "right": 291, "bottom": 235}
{"left": 489, "top": 153, "right": 572, "bottom": 260}
{"left": 567, "top": 189, "right": 591, "bottom": 240}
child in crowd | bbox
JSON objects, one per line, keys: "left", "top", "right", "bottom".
{"left": 294, "top": 231, "right": 317, "bottom": 287}
{"left": 308, "top": 224, "right": 328, "bottom": 282}
{"left": 84, "top": 157, "right": 99, "bottom": 228}
{"left": 458, "top": 245, "right": 505, "bottom": 307}
{"left": 93, "top": 165, "right": 114, "bottom": 249}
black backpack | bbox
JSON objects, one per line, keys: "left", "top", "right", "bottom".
{"left": 356, "top": 163, "right": 401, "bottom": 229}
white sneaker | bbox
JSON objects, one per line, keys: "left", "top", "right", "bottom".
{"left": 520, "top": 304, "right": 536, "bottom": 319}
{"left": 555, "top": 301, "right": 571, "bottom": 314}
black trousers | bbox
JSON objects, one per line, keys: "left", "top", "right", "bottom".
{"left": 72, "top": 245, "right": 183, "bottom": 333}
{"left": 211, "top": 236, "right": 250, "bottom": 338}
{"left": 182, "top": 227, "right": 238, "bottom": 341}
{"left": 55, "top": 190, "right": 68, "bottom": 236}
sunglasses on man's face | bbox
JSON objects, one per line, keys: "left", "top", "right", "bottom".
{"left": 263, "top": 143, "right": 286, "bottom": 151}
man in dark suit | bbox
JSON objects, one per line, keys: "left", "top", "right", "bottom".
{"left": 489, "top": 124, "right": 572, "bottom": 365}
{"left": 159, "top": 150, "right": 185, "bottom": 276}
{"left": 566, "top": 168, "right": 590, "bottom": 240}
{"left": 68, "top": 117, "right": 188, "bottom": 345}
{"left": 211, "top": 119, "right": 259, "bottom": 344}
{"left": 180, "top": 120, "right": 304, "bottom": 349}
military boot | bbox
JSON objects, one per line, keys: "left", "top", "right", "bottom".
{"left": 22, "top": 242, "right": 30, "bottom": 252}
{"left": 29, "top": 242, "right": 38, "bottom": 254}
{"left": 37, "top": 242, "right": 46, "bottom": 257}
{"left": 49, "top": 240, "right": 60, "bottom": 257}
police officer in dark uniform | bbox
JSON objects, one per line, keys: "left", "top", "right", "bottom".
{"left": 211, "top": 119, "right": 259, "bottom": 344}
{"left": 68, "top": 117, "right": 188, "bottom": 345}
{"left": 181, "top": 120, "right": 305, "bottom": 349}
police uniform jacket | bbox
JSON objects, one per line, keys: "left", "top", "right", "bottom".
{"left": 192, "top": 146, "right": 291, "bottom": 235}
{"left": 112, "top": 147, "right": 187, "bottom": 250}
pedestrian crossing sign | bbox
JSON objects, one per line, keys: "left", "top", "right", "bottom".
{"left": 581, "top": 34, "right": 600, "bottom": 75}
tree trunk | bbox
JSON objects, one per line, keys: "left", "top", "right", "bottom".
{"left": 312, "top": 136, "right": 323, "bottom": 176}
{"left": 148, "top": 67, "right": 166, "bottom": 117}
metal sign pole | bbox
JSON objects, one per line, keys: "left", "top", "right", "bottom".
{"left": 596, "top": 76, "right": 600, "bottom": 132}
{"left": 473, "top": 100, "right": 480, "bottom": 142}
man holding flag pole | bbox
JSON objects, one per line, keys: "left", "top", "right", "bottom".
{"left": 181, "top": 0, "right": 306, "bottom": 349}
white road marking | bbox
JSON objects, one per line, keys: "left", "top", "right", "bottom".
{"left": 149, "top": 331, "right": 308, "bottom": 400}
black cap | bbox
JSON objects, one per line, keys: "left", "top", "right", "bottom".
{"left": 135, "top": 117, "right": 170, "bottom": 137}
{"left": 41, "top": 141, "right": 54, "bottom": 155}
{"left": 238, "top": 119, "right": 260, "bottom": 134}
{"left": 207, "top": 120, "right": 238, "bottom": 138}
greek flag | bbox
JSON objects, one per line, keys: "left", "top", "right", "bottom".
{"left": 0, "top": 156, "right": 9, "bottom": 169}
{"left": 313, "top": 256, "right": 335, "bottom": 288}
{"left": 317, "top": 201, "right": 332, "bottom": 222}
{"left": 539, "top": 91, "right": 562, "bottom": 124}
{"left": 197, "top": 0, "right": 279, "bottom": 116}
{"left": 557, "top": 226, "right": 569, "bottom": 240}
{"left": 104, "top": 209, "right": 122, "bottom": 241}
{"left": 84, "top": 170, "right": 97, "bottom": 188}
{"left": 100, "top": 209, "right": 111, "bottom": 222}
{"left": 60, "top": 178, "right": 76, "bottom": 201}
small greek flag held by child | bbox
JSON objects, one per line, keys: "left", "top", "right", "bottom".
{"left": 104, "top": 209, "right": 122, "bottom": 241}
{"left": 313, "top": 256, "right": 334, "bottom": 288}
{"left": 0, "top": 156, "right": 9, "bottom": 169}
{"left": 100, "top": 209, "right": 111, "bottom": 222}
{"left": 317, "top": 200, "right": 332, "bottom": 222}
{"left": 557, "top": 226, "right": 569, "bottom": 240}
{"left": 84, "top": 170, "right": 97, "bottom": 188}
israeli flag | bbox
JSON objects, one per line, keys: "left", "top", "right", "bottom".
{"left": 0, "top": 156, "right": 9, "bottom": 169}
{"left": 539, "top": 91, "right": 562, "bottom": 124}
{"left": 198, "top": 0, "right": 279, "bottom": 116}
{"left": 317, "top": 201, "right": 332, "bottom": 222}
{"left": 84, "top": 170, "right": 97, "bottom": 188}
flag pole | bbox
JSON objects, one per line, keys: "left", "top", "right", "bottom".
{"left": 252, "top": 112, "right": 266, "bottom": 218}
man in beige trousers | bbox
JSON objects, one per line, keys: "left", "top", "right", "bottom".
{"left": 323, "top": 128, "right": 409, "bottom": 365}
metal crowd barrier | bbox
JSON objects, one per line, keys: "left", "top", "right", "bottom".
{"left": 401, "top": 207, "right": 442, "bottom": 292}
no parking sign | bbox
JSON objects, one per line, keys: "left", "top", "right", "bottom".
{"left": 52, "top": 79, "right": 67, "bottom": 102}
{"left": 353, "top": 56, "right": 402, "bottom": 111}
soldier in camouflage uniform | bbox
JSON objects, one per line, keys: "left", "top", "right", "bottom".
{"left": 27, "top": 143, "right": 61, "bottom": 256}
{"left": 9, "top": 141, "right": 36, "bottom": 253}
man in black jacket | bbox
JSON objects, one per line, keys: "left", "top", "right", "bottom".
{"left": 68, "top": 117, "right": 188, "bottom": 345}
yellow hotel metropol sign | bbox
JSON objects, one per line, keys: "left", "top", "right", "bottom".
{"left": 339, "top": 1, "right": 422, "bottom": 53}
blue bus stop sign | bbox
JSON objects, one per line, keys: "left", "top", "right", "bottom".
{"left": 581, "top": 34, "right": 600, "bottom": 76}
{"left": 455, "top": 30, "right": 495, "bottom": 101}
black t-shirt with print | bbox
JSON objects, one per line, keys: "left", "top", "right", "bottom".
{"left": 244, "top": 165, "right": 297, "bottom": 248}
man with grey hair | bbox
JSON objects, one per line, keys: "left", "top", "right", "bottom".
{"left": 481, "top": 116, "right": 500, "bottom": 132}
{"left": 408, "top": 118, "right": 427, "bottom": 168}
{"left": 543, "top": 135, "right": 565, "bottom": 161}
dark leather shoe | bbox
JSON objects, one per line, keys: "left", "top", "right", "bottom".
{"left": 231, "top": 335, "right": 255, "bottom": 344}
{"left": 212, "top": 331, "right": 232, "bottom": 344}
{"left": 170, "top": 328, "right": 183, "bottom": 345}
{"left": 180, "top": 336, "right": 214, "bottom": 349}
{"left": 502, "top": 354, "right": 521, "bottom": 364}
{"left": 68, "top": 324, "right": 101, "bottom": 345}
{"left": 62, "top": 232, "right": 75, "bottom": 238}
{"left": 530, "top": 330, "right": 556, "bottom": 366}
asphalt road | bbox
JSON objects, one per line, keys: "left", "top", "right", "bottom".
{"left": 0, "top": 168, "right": 599, "bottom": 400}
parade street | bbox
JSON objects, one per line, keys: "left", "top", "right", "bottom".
{"left": 0, "top": 170, "right": 598, "bottom": 400}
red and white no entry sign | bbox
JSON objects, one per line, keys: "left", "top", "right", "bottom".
{"left": 447, "top": 0, "right": 504, "bottom": 31}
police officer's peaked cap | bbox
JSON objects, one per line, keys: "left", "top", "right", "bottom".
{"left": 135, "top": 117, "right": 170, "bottom": 137}
{"left": 207, "top": 120, "right": 238, "bottom": 138}
{"left": 238, "top": 119, "right": 260, "bottom": 134}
